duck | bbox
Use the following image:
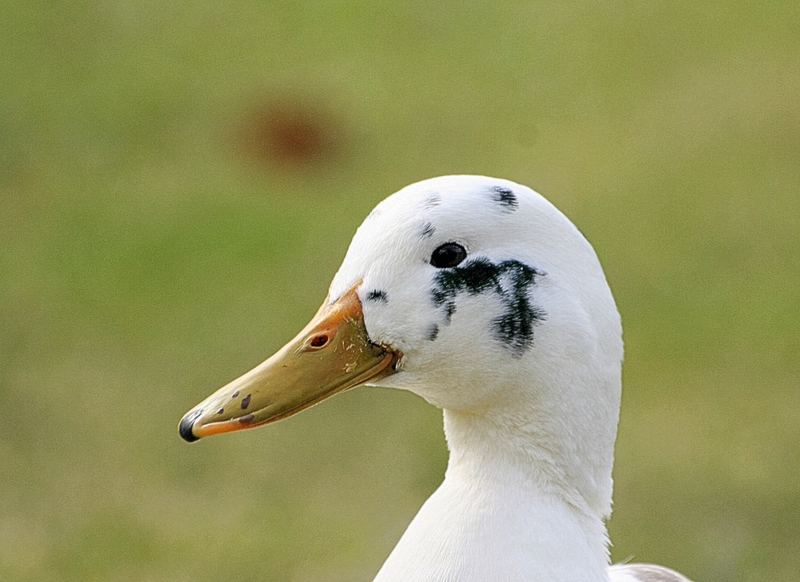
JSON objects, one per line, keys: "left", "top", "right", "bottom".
{"left": 179, "top": 175, "right": 692, "bottom": 582}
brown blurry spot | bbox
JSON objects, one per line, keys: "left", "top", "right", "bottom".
{"left": 240, "top": 98, "right": 341, "bottom": 167}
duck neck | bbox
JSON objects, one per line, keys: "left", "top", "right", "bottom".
{"left": 376, "top": 408, "right": 614, "bottom": 581}
{"left": 443, "top": 407, "right": 608, "bottom": 516}
{"left": 442, "top": 408, "right": 611, "bottom": 579}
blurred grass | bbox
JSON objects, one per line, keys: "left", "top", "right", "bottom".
{"left": 1, "top": 1, "right": 798, "bottom": 580}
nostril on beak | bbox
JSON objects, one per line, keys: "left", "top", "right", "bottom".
{"left": 305, "top": 332, "right": 330, "bottom": 350}
{"left": 179, "top": 409, "right": 202, "bottom": 443}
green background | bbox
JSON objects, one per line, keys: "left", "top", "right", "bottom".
{"left": 2, "top": 2, "right": 798, "bottom": 580}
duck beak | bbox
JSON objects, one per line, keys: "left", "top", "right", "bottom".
{"left": 178, "top": 286, "right": 399, "bottom": 442}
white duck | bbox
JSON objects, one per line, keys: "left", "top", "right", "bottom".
{"left": 180, "top": 175, "right": 692, "bottom": 582}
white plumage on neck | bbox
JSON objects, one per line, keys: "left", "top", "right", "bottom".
{"left": 376, "top": 410, "right": 611, "bottom": 582}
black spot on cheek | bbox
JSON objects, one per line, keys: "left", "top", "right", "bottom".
{"left": 241, "top": 394, "right": 252, "bottom": 410}
{"left": 427, "top": 323, "right": 439, "bottom": 341}
{"left": 231, "top": 391, "right": 239, "bottom": 399}
{"left": 216, "top": 408, "right": 224, "bottom": 415}
{"left": 491, "top": 186, "right": 518, "bottom": 211}
{"left": 238, "top": 414, "right": 255, "bottom": 425}
{"left": 420, "top": 222, "right": 435, "bottom": 239}
{"left": 493, "top": 303, "right": 547, "bottom": 358}
{"left": 429, "top": 257, "right": 545, "bottom": 354}
{"left": 366, "top": 289, "right": 388, "bottom": 303}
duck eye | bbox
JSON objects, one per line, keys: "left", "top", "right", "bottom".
{"left": 430, "top": 242, "right": 467, "bottom": 268}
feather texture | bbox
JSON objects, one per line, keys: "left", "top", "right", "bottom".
{"left": 610, "top": 563, "right": 693, "bottom": 581}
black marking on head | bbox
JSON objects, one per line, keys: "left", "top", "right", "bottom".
{"left": 491, "top": 186, "right": 518, "bottom": 211}
{"left": 231, "top": 391, "right": 239, "bottom": 399}
{"left": 420, "top": 222, "right": 435, "bottom": 239}
{"left": 238, "top": 414, "right": 255, "bottom": 425}
{"left": 366, "top": 289, "right": 388, "bottom": 303}
{"left": 430, "top": 257, "right": 545, "bottom": 356}
{"left": 424, "top": 193, "right": 441, "bottom": 209}
{"left": 241, "top": 394, "right": 252, "bottom": 410}
{"left": 427, "top": 323, "right": 439, "bottom": 341}
{"left": 216, "top": 408, "right": 224, "bottom": 415}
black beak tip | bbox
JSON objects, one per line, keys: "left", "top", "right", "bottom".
{"left": 179, "top": 409, "right": 202, "bottom": 443}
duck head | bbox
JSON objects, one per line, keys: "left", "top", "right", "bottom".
{"left": 180, "top": 175, "right": 622, "bottom": 516}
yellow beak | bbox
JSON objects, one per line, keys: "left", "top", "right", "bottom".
{"left": 179, "top": 286, "right": 399, "bottom": 442}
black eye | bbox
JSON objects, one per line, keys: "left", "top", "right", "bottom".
{"left": 430, "top": 242, "right": 467, "bottom": 268}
